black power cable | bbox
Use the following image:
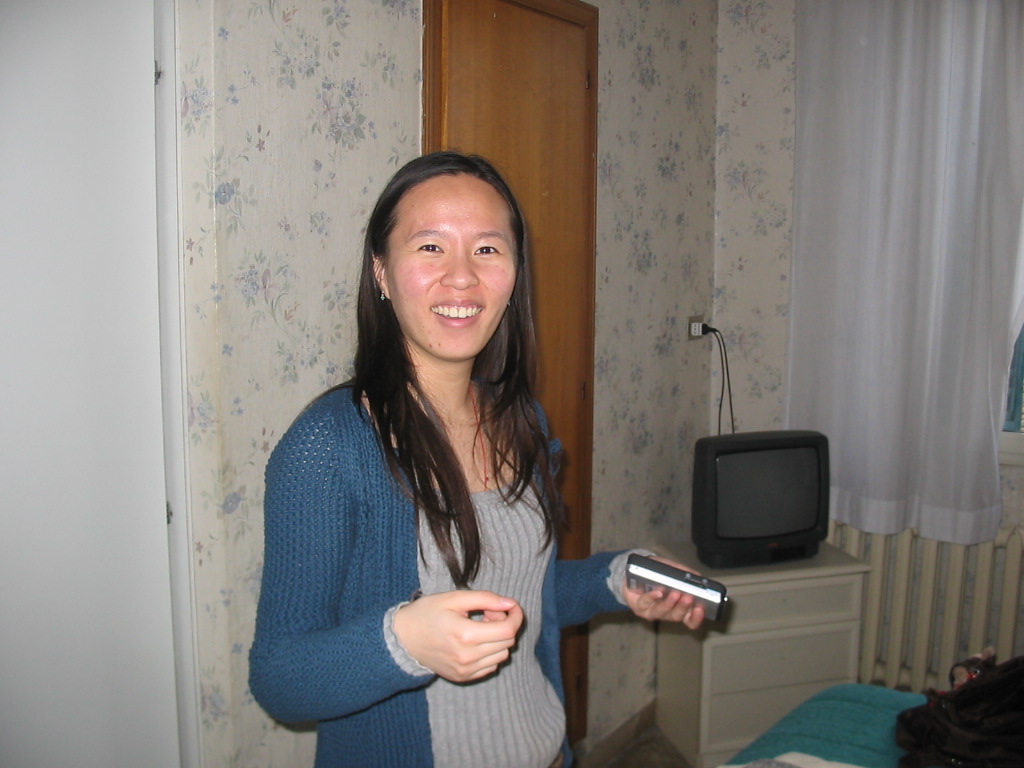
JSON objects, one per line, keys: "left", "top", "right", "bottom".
{"left": 702, "top": 323, "right": 735, "bottom": 435}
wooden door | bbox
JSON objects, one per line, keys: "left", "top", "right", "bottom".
{"left": 424, "top": 0, "right": 599, "bottom": 743}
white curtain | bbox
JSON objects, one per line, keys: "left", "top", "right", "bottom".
{"left": 787, "top": 0, "right": 1024, "bottom": 544}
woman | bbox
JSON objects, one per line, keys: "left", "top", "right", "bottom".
{"left": 249, "top": 151, "right": 705, "bottom": 767}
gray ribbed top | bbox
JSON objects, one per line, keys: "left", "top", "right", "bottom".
{"left": 419, "top": 487, "right": 564, "bottom": 768}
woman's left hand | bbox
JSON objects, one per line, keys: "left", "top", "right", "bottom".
{"left": 623, "top": 557, "right": 706, "bottom": 630}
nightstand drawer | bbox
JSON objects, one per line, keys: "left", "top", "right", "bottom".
{"left": 707, "top": 621, "right": 860, "bottom": 695}
{"left": 723, "top": 575, "right": 863, "bottom": 633}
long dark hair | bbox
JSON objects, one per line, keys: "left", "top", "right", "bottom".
{"left": 352, "top": 151, "right": 560, "bottom": 586}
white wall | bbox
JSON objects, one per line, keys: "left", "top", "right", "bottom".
{"left": 0, "top": 2, "right": 181, "bottom": 765}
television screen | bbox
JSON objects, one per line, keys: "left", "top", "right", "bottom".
{"left": 716, "top": 446, "right": 820, "bottom": 539}
{"left": 692, "top": 430, "right": 829, "bottom": 568}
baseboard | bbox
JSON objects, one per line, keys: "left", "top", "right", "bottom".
{"left": 573, "top": 699, "right": 657, "bottom": 768}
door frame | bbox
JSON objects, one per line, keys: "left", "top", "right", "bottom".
{"left": 421, "top": 0, "right": 600, "bottom": 743}
{"left": 423, "top": 0, "right": 599, "bottom": 157}
{"left": 422, "top": 0, "right": 599, "bottom": 558}
{"left": 156, "top": 0, "right": 202, "bottom": 765}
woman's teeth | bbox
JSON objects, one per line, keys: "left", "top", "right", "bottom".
{"left": 432, "top": 305, "right": 482, "bottom": 318}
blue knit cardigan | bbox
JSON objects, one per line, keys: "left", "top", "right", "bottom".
{"left": 249, "top": 388, "right": 626, "bottom": 767}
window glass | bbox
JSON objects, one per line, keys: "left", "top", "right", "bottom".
{"left": 1005, "top": 326, "right": 1024, "bottom": 432}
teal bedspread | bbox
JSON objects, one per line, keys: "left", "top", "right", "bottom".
{"left": 724, "top": 683, "right": 926, "bottom": 768}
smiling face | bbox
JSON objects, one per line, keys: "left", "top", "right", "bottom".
{"left": 374, "top": 173, "right": 518, "bottom": 379}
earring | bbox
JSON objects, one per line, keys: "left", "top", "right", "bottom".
{"left": 380, "top": 292, "right": 386, "bottom": 301}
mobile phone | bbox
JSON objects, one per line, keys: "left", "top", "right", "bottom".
{"left": 626, "top": 554, "right": 728, "bottom": 622}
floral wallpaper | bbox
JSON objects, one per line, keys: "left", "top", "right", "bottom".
{"left": 176, "top": 0, "right": 801, "bottom": 763}
{"left": 179, "top": 1, "right": 422, "bottom": 764}
{"left": 583, "top": 0, "right": 800, "bottom": 751}
{"left": 712, "top": 0, "right": 795, "bottom": 432}
{"left": 585, "top": 0, "right": 720, "bottom": 748}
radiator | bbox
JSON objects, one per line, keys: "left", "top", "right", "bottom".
{"left": 828, "top": 522, "right": 1024, "bottom": 692}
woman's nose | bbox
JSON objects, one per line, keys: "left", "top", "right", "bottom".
{"left": 440, "top": 252, "right": 479, "bottom": 289}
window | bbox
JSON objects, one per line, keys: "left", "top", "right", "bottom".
{"left": 1001, "top": 327, "right": 1024, "bottom": 465}
{"left": 1005, "top": 328, "right": 1024, "bottom": 432}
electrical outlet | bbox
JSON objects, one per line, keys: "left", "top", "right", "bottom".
{"left": 688, "top": 315, "right": 705, "bottom": 340}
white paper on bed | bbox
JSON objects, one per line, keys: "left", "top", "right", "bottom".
{"left": 720, "top": 752, "right": 863, "bottom": 768}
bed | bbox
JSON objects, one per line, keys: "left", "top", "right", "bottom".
{"left": 719, "top": 683, "right": 927, "bottom": 768}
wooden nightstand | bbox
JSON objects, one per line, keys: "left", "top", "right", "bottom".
{"left": 655, "top": 541, "right": 870, "bottom": 768}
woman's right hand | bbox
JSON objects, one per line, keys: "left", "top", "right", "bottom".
{"left": 392, "top": 590, "right": 524, "bottom": 682}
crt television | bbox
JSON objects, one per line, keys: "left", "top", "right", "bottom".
{"left": 691, "top": 430, "right": 829, "bottom": 568}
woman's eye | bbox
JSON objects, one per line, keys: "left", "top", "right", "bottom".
{"left": 477, "top": 246, "right": 499, "bottom": 255}
{"left": 419, "top": 243, "right": 442, "bottom": 253}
